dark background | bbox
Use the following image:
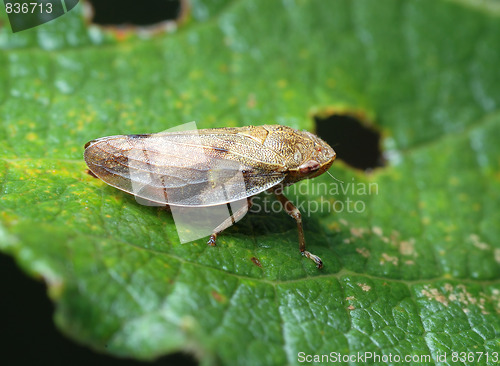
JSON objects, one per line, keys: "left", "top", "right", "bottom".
{"left": 1, "top": 253, "right": 198, "bottom": 365}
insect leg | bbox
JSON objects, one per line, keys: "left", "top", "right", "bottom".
{"left": 86, "top": 169, "right": 98, "bottom": 178}
{"left": 272, "top": 188, "right": 323, "bottom": 269}
{"left": 207, "top": 199, "right": 252, "bottom": 246}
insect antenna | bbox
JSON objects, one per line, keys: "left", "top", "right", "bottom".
{"left": 326, "top": 170, "right": 344, "bottom": 184}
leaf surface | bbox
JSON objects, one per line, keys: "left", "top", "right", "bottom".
{"left": 1, "top": 1, "right": 499, "bottom": 365}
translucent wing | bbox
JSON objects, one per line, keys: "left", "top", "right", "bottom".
{"left": 84, "top": 130, "right": 286, "bottom": 207}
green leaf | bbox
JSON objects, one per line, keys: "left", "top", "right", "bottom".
{"left": 1, "top": 0, "right": 500, "bottom": 365}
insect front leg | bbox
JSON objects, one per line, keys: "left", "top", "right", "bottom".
{"left": 272, "top": 187, "right": 323, "bottom": 269}
{"left": 207, "top": 199, "right": 252, "bottom": 246}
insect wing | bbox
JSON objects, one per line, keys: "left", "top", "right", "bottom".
{"left": 84, "top": 131, "right": 286, "bottom": 207}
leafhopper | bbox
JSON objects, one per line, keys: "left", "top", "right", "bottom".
{"left": 84, "top": 124, "right": 336, "bottom": 268}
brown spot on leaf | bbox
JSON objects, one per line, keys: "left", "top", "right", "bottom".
{"left": 251, "top": 257, "right": 262, "bottom": 267}
{"left": 211, "top": 291, "right": 226, "bottom": 304}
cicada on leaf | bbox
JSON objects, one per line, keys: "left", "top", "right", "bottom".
{"left": 84, "top": 124, "right": 336, "bottom": 268}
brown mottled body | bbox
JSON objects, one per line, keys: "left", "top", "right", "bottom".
{"left": 84, "top": 125, "right": 336, "bottom": 268}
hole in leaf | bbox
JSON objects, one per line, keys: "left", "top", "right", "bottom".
{"left": 314, "top": 114, "right": 384, "bottom": 171}
{"left": 87, "top": 0, "right": 183, "bottom": 26}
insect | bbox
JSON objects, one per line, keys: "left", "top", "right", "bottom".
{"left": 84, "top": 124, "right": 336, "bottom": 268}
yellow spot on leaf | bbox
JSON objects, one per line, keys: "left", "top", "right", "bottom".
{"left": 356, "top": 247, "right": 370, "bottom": 258}
{"left": 380, "top": 253, "right": 398, "bottom": 266}
{"left": 372, "top": 226, "right": 383, "bottom": 236}
{"left": 350, "top": 227, "right": 366, "bottom": 238}
{"left": 494, "top": 248, "right": 500, "bottom": 264}
{"left": 276, "top": 79, "right": 287, "bottom": 88}
{"left": 399, "top": 238, "right": 416, "bottom": 256}
{"left": 26, "top": 132, "right": 38, "bottom": 142}
{"left": 357, "top": 283, "right": 371, "bottom": 291}
{"left": 339, "top": 219, "right": 349, "bottom": 226}
{"left": 246, "top": 93, "right": 257, "bottom": 108}
{"left": 189, "top": 70, "right": 202, "bottom": 80}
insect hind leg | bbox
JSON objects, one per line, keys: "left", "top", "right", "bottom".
{"left": 272, "top": 187, "right": 323, "bottom": 269}
{"left": 207, "top": 199, "right": 252, "bottom": 246}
